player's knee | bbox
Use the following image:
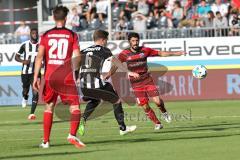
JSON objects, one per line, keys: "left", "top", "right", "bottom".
{"left": 45, "top": 108, "right": 53, "bottom": 113}
{"left": 156, "top": 98, "right": 164, "bottom": 107}
{"left": 22, "top": 88, "right": 29, "bottom": 96}
{"left": 70, "top": 105, "right": 80, "bottom": 113}
{"left": 71, "top": 108, "right": 81, "bottom": 114}
{"left": 105, "top": 94, "right": 119, "bottom": 104}
{"left": 32, "top": 92, "right": 39, "bottom": 102}
{"left": 113, "top": 99, "right": 121, "bottom": 104}
{"left": 45, "top": 106, "right": 54, "bottom": 112}
{"left": 91, "top": 99, "right": 101, "bottom": 106}
{"left": 45, "top": 102, "right": 54, "bottom": 112}
{"left": 44, "top": 110, "right": 53, "bottom": 114}
{"left": 153, "top": 97, "right": 163, "bottom": 106}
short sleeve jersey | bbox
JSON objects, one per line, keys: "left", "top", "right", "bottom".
{"left": 40, "top": 27, "right": 79, "bottom": 80}
{"left": 118, "top": 46, "right": 158, "bottom": 84}
{"left": 80, "top": 45, "right": 112, "bottom": 88}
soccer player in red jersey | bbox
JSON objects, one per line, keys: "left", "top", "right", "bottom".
{"left": 117, "top": 32, "right": 185, "bottom": 130}
{"left": 33, "top": 6, "right": 85, "bottom": 148}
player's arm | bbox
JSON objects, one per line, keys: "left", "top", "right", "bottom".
{"left": 15, "top": 54, "right": 30, "bottom": 65}
{"left": 157, "top": 50, "right": 185, "bottom": 57}
{"left": 72, "top": 48, "right": 81, "bottom": 80}
{"left": 146, "top": 47, "right": 185, "bottom": 57}
{"left": 15, "top": 44, "right": 30, "bottom": 65}
{"left": 103, "top": 48, "right": 139, "bottom": 80}
{"left": 33, "top": 45, "right": 45, "bottom": 91}
{"left": 72, "top": 33, "right": 81, "bottom": 81}
{"left": 104, "top": 56, "right": 139, "bottom": 80}
{"left": 103, "top": 63, "right": 118, "bottom": 80}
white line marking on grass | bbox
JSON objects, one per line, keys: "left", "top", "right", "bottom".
{"left": 0, "top": 129, "right": 240, "bottom": 143}
{"left": 0, "top": 120, "right": 240, "bottom": 133}
{"left": 192, "top": 115, "right": 240, "bottom": 119}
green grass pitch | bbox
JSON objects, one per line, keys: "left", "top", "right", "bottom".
{"left": 0, "top": 100, "right": 240, "bottom": 160}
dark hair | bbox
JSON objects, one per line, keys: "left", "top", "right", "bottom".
{"left": 127, "top": 32, "right": 140, "bottom": 41}
{"left": 30, "top": 28, "right": 38, "bottom": 33}
{"left": 207, "top": 11, "right": 214, "bottom": 19}
{"left": 93, "top": 30, "right": 109, "bottom": 41}
{"left": 53, "top": 6, "right": 69, "bottom": 21}
{"left": 216, "top": 11, "right": 221, "bottom": 15}
{"left": 174, "top": 1, "right": 181, "bottom": 8}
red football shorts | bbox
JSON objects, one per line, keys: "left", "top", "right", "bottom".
{"left": 43, "top": 80, "right": 80, "bottom": 106}
{"left": 132, "top": 79, "right": 159, "bottom": 106}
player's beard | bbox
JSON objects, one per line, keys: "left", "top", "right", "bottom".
{"left": 132, "top": 45, "right": 139, "bottom": 51}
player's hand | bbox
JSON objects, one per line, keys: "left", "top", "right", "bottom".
{"left": 103, "top": 74, "right": 111, "bottom": 81}
{"left": 33, "top": 78, "right": 40, "bottom": 92}
{"left": 128, "top": 72, "right": 140, "bottom": 79}
{"left": 175, "top": 51, "right": 186, "bottom": 56}
{"left": 22, "top": 60, "right": 31, "bottom": 65}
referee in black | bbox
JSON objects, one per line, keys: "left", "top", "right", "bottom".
{"left": 77, "top": 30, "right": 139, "bottom": 136}
{"left": 15, "top": 28, "right": 41, "bottom": 120}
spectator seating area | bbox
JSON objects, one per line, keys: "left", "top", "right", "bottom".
{"left": 0, "top": 0, "right": 239, "bottom": 43}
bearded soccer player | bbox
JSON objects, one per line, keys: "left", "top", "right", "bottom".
{"left": 115, "top": 32, "right": 185, "bottom": 130}
{"left": 33, "top": 6, "right": 85, "bottom": 148}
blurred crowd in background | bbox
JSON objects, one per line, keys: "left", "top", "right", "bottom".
{"left": 65, "top": 0, "right": 240, "bottom": 39}
{"left": 1, "top": 0, "right": 239, "bottom": 43}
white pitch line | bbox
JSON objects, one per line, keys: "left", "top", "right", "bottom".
{"left": 191, "top": 115, "right": 240, "bottom": 119}
{"left": 0, "top": 121, "right": 239, "bottom": 132}
{"left": 0, "top": 129, "right": 240, "bottom": 143}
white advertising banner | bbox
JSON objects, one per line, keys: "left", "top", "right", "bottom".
{"left": 0, "top": 37, "right": 240, "bottom": 73}
{"left": 0, "top": 44, "right": 20, "bottom": 66}
{"left": 79, "top": 36, "right": 240, "bottom": 59}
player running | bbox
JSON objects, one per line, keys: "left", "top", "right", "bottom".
{"left": 115, "top": 32, "right": 185, "bottom": 130}
{"left": 33, "top": 6, "right": 85, "bottom": 148}
{"left": 15, "top": 28, "right": 41, "bottom": 120}
{"left": 78, "top": 30, "right": 138, "bottom": 136}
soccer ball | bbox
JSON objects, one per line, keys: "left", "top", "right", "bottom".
{"left": 192, "top": 65, "right": 207, "bottom": 79}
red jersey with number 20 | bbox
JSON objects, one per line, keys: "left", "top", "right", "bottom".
{"left": 118, "top": 47, "right": 158, "bottom": 86}
{"left": 40, "top": 27, "right": 79, "bottom": 80}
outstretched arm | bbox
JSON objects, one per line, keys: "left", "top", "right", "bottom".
{"left": 158, "top": 51, "right": 185, "bottom": 57}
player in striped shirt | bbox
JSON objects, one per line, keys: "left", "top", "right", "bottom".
{"left": 78, "top": 30, "right": 139, "bottom": 136}
{"left": 15, "top": 28, "right": 41, "bottom": 120}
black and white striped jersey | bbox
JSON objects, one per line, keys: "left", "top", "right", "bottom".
{"left": 17, "top": 40, "right": 39, "bottom": 74}
{"left": 80, "top": 45, "right": 112, "bottom": 89}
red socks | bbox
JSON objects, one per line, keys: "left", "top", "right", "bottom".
{"left": 43, "top": 109, "right": 81, "bottom": 143}
{"left": 43, "top": 111, "right": 53, "bottom": 143}
{"left": 70, "top": 110, "right": 81, "bottom": 136}
{"left": 145, "top": 108, "right": 161, "bottom": 124}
